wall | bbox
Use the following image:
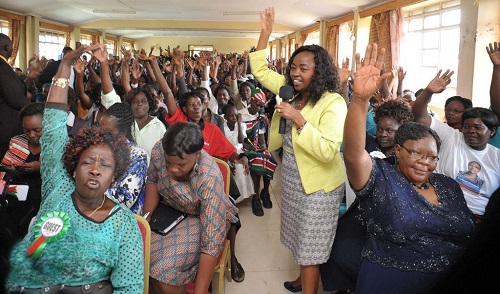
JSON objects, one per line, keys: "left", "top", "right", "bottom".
{"left": 470, "top": 0, "right": 500, "bottom": 107}
{"left": 135, "top": 37, "right": 258, "bottom": 54}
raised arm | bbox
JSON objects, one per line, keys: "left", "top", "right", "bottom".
{"left": 396, "top": 66, "right": 406, "bottom": 98}
{"left": 91, "top": 45, "right": 114, "bottom": 95}
{"left": 148, "top": 55, "right": 176, "bottom": 116}
{"left": 486, "top": 42, "right": 500, "bottom": 122}
{"left": 412, "top": 69, "right": 454, "bottom": 126}
{"left": 257, "top": 7, "right": 274, "bottom": 51}
{"left": 73, "top": 58, "right": 92, "bottom": 109}
{"left": 120, "top": 46, "right": 132, "bottom": 95}
{"left": 343, "top": 44, "right": 391, "bottom": 190}
{"left": 338, "top": 57, "right": 352, "bottom": 104}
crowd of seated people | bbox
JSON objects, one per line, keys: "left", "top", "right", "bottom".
{"left": 0, "top": 16, "right": 499, "bottom": 293}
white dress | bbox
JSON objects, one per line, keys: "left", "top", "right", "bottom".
{"left": 223, "top": 120, "right": 255, "bottom": 203}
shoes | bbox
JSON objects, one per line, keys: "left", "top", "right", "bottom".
{"left": 231, "top": 262, "right": 245, "bottom": 282}
{"left": 284, "top": 281, "right": 302, "bottom": 293}
{"left": 260, "top": 189, "right": 273, "bottom": 209}
{"left": 252, "top": 197, "right": 264, "bottom": 216}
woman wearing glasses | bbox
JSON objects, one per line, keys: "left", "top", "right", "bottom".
{"left": 343, "top": 44, "right": 475, "bottom": 293}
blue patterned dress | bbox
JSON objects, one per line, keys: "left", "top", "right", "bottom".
{"left": 106, "top": 142, "right": 147, "bottom": 213}
{"left": 355, "top": 158, "right": 476, "bottom": 293}
{"left": 7, "top": 106, "right": 144, "bottom": 293}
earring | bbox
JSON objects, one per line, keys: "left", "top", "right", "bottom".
{"left": 193, "top": 161, "right": 199, "bottom": 174}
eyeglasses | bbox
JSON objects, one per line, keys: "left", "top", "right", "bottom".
{"left": 400, "top": 144, "right": 439, "bottom": 164}
{"left": 131, "top": 99, "right": 148, "bottom": 105}
{"left": 444, "top": 107, "right": 464, "bottom": 115}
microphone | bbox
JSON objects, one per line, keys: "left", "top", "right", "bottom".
{"left": 278, "top": 85, "right": 294, "bottom": 134}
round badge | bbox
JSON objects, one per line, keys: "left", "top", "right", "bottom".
{"left": 40, "top": 217, "right": 64, "bottom": 237}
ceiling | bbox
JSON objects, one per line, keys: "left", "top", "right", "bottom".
{"left": 0, "top": 0, "right": 386, "bottom": 40}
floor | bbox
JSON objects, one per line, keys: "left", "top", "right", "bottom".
{"left": 214, "top": 153, "right": 330, "bottom": 294}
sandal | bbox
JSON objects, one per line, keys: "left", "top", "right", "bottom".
{"left": 231, "top": 262, "right": 245, "bottom": 282}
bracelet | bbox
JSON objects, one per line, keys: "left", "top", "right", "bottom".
{"left": 297, "top": 121, "right": 307, "bottom": 133}
{"left": 131, "top": 83, "right": 138, "bottom": 89}
{"left": 52, "top": 77, "right": 70, "bottom": 89}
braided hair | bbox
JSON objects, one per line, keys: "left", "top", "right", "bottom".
{"left": 104, "top": 103, "right": 135, "bottom": 142}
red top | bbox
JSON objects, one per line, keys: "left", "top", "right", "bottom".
{"left": 166, "top": 108, "right": 236, "bottom": 161}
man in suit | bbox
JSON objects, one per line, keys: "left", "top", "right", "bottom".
{"left": 38, "top": 46, "right": 73, "bottom": 85}
{"left": 0, "top": 33, "right": 30, "bottom": 159}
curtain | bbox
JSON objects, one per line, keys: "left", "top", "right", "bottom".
{"left": 369, "top": 9, "right": 404, "bottom": 95}
{"left": 8, "top": 19, "right": 21, "bottom": 66}
{"left": 325, "top": 25, "right": 339, "bottom": 64}
{"left": 298, "top": 33, "right": 308, "bottom": 47}
{"left": 65, "top": 31, "right": 71, "bottom": 47}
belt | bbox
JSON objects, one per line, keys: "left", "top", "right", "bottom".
{"left": 14, "top": 280, "right": 112, "bottom": 294}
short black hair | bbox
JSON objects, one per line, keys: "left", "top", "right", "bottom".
{"left": 374, "top": 99, "right": 413, "bottom": 124}
{"left": 162, "top": 122, "right": 204, "bottom": 159}
{"left": 395, "top": 122, "right": 441, "bottom": 152}
{"left": 445, "top": 96, "right": 473, "bottom": 110}
{"left": 462, "top": 107, "right": 498, "bottom": 131}
{"left": 125, "top": 86, "right": 157, "bottom": 114}
{"left": 19, "top": 102, "right": 44, "bottom": 122}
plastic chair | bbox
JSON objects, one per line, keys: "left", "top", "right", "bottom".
{"left": 212, "top": 157, "right": 233, "bottom": 294}
{"left": 135, "top": 214, "right": 151, "bottom": 294}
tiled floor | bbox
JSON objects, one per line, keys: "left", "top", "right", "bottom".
{"left": 214, "top": 154, "right": 330, "bottom": 294}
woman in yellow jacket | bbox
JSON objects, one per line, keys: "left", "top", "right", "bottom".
{"left": 249, "top": 7, "right": 347, "bottom": 294}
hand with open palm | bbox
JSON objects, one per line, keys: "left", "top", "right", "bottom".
{"left": 352, "top": 44, "right": 391, "bottom": 101}
{"left": 486, "top": 42, "right": 500, "bottom": 66}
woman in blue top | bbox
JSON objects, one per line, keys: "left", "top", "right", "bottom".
{"left": 343, "top": 43, "right": 475, "bottom": 293}
{"left": 6, "top": 44, "right": 144, "bottom": 293}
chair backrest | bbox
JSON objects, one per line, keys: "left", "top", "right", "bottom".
{"left": 212, "top": 157, "right": 230, "bottom": 195}
{"left": 135, "top": 214, "right": 151, "bottom": 294}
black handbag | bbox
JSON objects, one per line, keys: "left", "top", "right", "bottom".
{"left": 149, "top": 202, "right": 186, "bottom": 235}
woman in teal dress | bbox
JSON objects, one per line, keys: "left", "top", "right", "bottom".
{"left": 6, "top": 44, "right": 144, "bottom": 293}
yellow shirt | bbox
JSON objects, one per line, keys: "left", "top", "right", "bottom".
{"left": 249, "top": 49, "right": 347, "bottom": 194}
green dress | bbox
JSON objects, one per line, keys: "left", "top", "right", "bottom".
{"left": 7, "top": 106, "right": 144, "bottom": 293}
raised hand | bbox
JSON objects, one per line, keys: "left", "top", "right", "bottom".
{"left": 338, "top": 57, "right": 351, "bottom": 84}
{"left": 486, "top": 42, "right": 500, "bottom": 66}
{"left": 425, "top": 69, "right": 454, "bottom": 94}
{"left": 398, "top": 66, "right": 406, "bottom": 81}
{"left": 73, "top": 58, "right": 86, "bottom": 74}
{"left": 131, "top": 60, "right": 142, "bottom": 80}
{"left": 89, "top": 43, "right": 108, "bottom": 63}
{"left": 172, "top": 45, "right": 183, "bottom": 65}
{"left": 186, "top": 57, "right": 196, "bottom": 69}
{"left": 260, "top": 7, "right": 274, "bottom": 34}
{"left": 352, "top": 43, "right": 391, "bottom": 100}
{"left": 242, "top": 50, "right": 249, "bottom": 59}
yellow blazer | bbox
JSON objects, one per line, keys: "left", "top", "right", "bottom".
{"left": 249, "top": 49, "right": 347, "bottom": 194}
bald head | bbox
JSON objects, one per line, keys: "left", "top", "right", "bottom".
{"left": 0, "top": 33, "right": 13, "bottom": 59}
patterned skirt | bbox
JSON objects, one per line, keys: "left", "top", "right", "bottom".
{"left": 280, "top": 121, "right": 344, "bottom": 265}
{"left": 149, "top": 216, "right": 201, "bottom": 286}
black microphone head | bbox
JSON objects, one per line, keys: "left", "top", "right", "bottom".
{"left": 279, "top": 85, "right": 294, "bottom": 102}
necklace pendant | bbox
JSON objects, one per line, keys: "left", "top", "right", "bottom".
{"left": 412, "top": 181, "right": 430, "bottom": 190}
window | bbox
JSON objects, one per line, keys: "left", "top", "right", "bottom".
{"left": 304, "top": 30, "right": 320, "bottom": 46}
{"left": 79, "top": 34, "right": 93, "bottom": 61}
{"left": 0, "top": 19, "right": 9, "bottom": 36}
{"left": 39, "top": 30, "right": 66, "bottom": 60}
{"left": 401, "top": 0, "right": 460, "bottom": 108}
{"left": 338, "top": 22, "right": 354, "bottom": 66}
{"left": 105, "top": 39, "right": 116, "bottom": 56}
{"left": 188, "top": 45, "right": 213, "bottom": 57}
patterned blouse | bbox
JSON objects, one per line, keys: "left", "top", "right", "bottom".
{"left": 7, "top": 106, "right": 144, "bottom": 292}
{"left": 355, "top": 158, "right": 475, "bottom": 272}
{"left": 106, "top": 142, "right": 147, "bottom": 213}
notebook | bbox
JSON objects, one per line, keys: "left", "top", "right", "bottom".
{"left": 149, "top": 203, "right": 186, "bottom": 235}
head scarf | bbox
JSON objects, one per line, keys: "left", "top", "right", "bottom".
{"left": 251, "top": 88, "right": 266, "bottom": 103}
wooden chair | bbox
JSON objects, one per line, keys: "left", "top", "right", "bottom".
{"left": 135, "top": 214, "right": 151, "bottom": 294}
{"left": 212, "top": 157, "right": 233, "bottom": 294}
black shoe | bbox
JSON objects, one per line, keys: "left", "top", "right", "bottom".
{"left": 252, "top": 198, "right": 264, "bottom": 216}
{"left": 284, "top": 281, "right": 302, "bottom": 293}
{"left": 260, "top": 189, "right": 273, "bottom": 209}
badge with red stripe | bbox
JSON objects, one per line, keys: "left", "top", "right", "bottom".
{"left": 27, "top": 211, "right": 70, "bottom": 259}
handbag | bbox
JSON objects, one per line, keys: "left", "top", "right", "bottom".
{"left": 149, "top": 202, "right": 186, "bottom": 235}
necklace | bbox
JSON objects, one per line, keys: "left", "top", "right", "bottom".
{"left": 412, "top": 181, "right": 430, "bottom": 190}
{"left": 87, "top": 196, "right": 106, "bottom": 217}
